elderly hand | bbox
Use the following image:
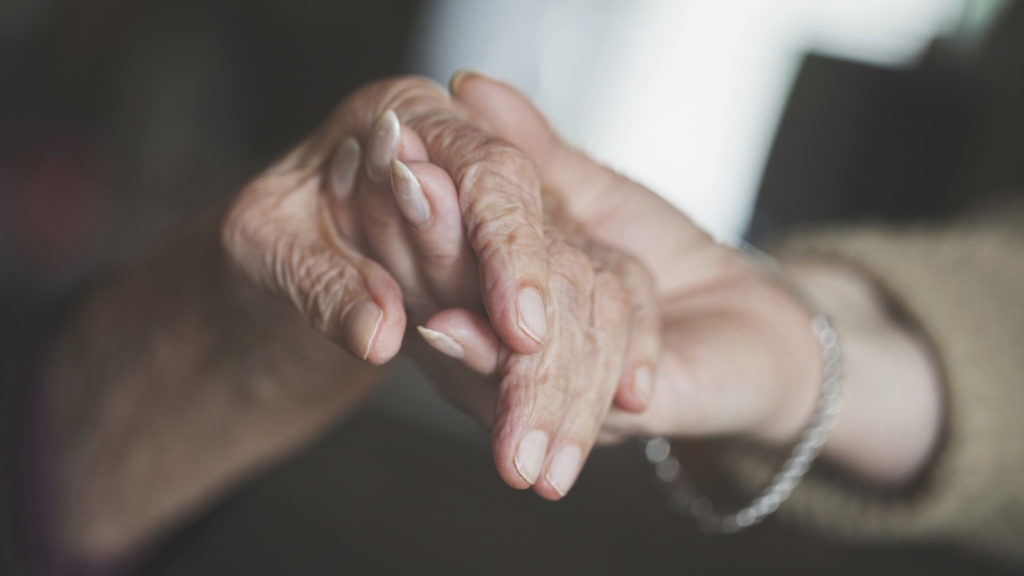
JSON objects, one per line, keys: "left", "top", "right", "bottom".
{"left": 51, "top": 75, "right": 659, "bottom": 560}
{"left": 326, "top": 98, "right": 660, "bottom": 499}
{"left": 223, "top": 77, "right": 554, "bottom": 365}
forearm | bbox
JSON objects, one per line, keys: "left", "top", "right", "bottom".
{"left": 44, "top": 207, "right": 386, "bottom": 561}
{"left": 784, "top": 259, "right": 943, "bottom": 487}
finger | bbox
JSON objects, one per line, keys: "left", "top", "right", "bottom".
{"left": 390, "top": 159, "right": 480, "bottom": 308}
{"left": 532, "top": 270, "right": 630, "bottom": 500}
{"left": 451, "top": 71, "right": 708, "bottom": 279}
{"left": 328, "top": 247, "right": 407, "bottom": 366}
{"left": 595, "top": 429, "right": 626, "bottom": 446}
{"left": 362, "top": 112, "right": 429, "bottom": 182}
{"left": 325, "top": 137, "right": 362, "bottom": 241}
{"left": 608, "top": 255, "right": 661, "bottom": 413}
{"left": 418, "top": 308, "right": 503, "bottom": 377}
{"left": 489, "top": 242, "right": 593, "bottom": 493}
{"left": 403, "top": 113, "right": 550, "bottom": 355}
{"left": 601, "top": 307, "right": 785, "bottom": 439}
{"left": 450, "top": 71, "right": 589, "bottom": 209}
{"left": 223, "top": 194, "right": 407, "bottom": 365}
{"left": 365, "top": 109, "right": 402, "bottom": 183}
{"left": 357, "top": 110, "right": 424, "bottom": 304}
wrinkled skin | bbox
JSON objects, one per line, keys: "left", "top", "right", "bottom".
{"left": 445, "top": 74, "right": 827, "bottom": 446}
{"left": 222, "top": 76, "right": 660, "bottom": 499}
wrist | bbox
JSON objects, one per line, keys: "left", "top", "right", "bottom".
{"left": 47, "top": 205, "right": 388, "bottom": 560}
{"left": 782, "top": 258, "right": 943, "bottom": 487}
{"left": 733, "top": 252, "right": 826, "bottom": 447}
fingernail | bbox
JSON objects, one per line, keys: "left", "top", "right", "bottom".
{"left": 633, "top": 365, "right": 652, "bottom": 406}
{"left": 514, "top": 430, "right": 549, "bottom": 485}
{"left": 341, "top": 299, "right": 383, "bottom": 361}
{"left": 449, "top": 69, "right": 493, "bottom": 95}
{"left": 516, "top": 287, "right": 547, "bottom": 344}
{"left": 449, "top": 70, "right": 475, "bottom": 94}
{"left": 368, "top": 109, "right": 400, "bottom": 183}
{"left": 331, "top": 137, "right": 360, "bottom": 201}
{"left": 417, "top": 326, "right": 464, "bottom": 359}
{"left": 390, "top": 159, "right": 432, "bottom": 229}
{"left": 545, "top": 445, "right": 582, "bottom": 497}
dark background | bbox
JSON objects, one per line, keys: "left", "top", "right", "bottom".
{"left": 2, "top": 1, "right": 1022, "bottom": 574}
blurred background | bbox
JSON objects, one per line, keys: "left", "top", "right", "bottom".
{"left": 2, "top": 0, "right": 1022, "bottom": 574}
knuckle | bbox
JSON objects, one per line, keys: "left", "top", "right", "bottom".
{"left": 282, "top": 245, "right": 362, "bottom": 335}
{"left": 463, "top": 192, "right": 524, "bottom": 242}
{"left": 463, "top": 195, "right": 546, "bottom": 273}
{"left": 503, "top": 352, "right": 575, "bottom": 419}
{"left": 458, "top": 141, "right": 542, "bottom": 205}
{"left": 221, "top": 175, "right": 307, "bottom": 259}
{"left": 551, "top": 242, "right": 595, "bottom": 286}
{"left": 221, "top": 188, "right": 274, "bottom": 277}
{"left": 296, "top": 253, "right": 353, "bottom": 331}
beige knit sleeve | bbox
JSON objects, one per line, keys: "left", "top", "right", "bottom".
{"left": 727, "top": 201, "right": 1024, "bottom": 561}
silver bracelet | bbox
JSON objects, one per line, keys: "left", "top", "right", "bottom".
{"left": 644, "top": 248, "right": 843, "bottom": 534}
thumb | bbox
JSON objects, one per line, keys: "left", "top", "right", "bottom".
{"left": 449, "top": 71, "right": 561, "bottom": 175}
{"left": 222, "top": 189, "right": 407, "bottom": 365}
{"left": 292, "top": 236, "right": 407, "bottom": 365}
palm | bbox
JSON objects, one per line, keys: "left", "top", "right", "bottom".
{"left": 556, "top": 177, "right": 806, "bottom": 439}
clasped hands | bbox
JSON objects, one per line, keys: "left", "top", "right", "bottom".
{"left": 223, "top": 73, "right": 824, "bottom": 500}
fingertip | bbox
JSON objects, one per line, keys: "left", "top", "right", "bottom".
{"left": 364, "top": 306, "right": 406, "bottom": 365}
{"left": 493, "top": 428, "right": 544, "bottom": 491}
{"left": 449, "top": 69, "right": 470, "bottom": 95}
{"left": 403, "top": 162, "right": 459, "bottom": 213}
{"left": 416, "top": 326, "right": 465, "bottom": 359}
{"left": 538, "top": 444, "right": 583, "bottom": 500}
{"left": 400, "top": 161, "right": 467, "bottom": 249}
{"left": 489, "top": 384, "right": 549, "bottom": 491}
{"left": 340, "top": 298, "right": 405, "bottom": 365}
{"left": 329, "top": 137, "right": 361, "bottom": 202}
{"left": 449, "top": 69, "right": 499, "bottom": 97}
{"left": 634, "top": 364, "right": 654, "bottom": 405}
{"left": 613, "top": 364, "right": 654, "bottom": 413}
{"left": 480, "top": 282, "right": 549, "bottom": 355}
{"left": 389, "top": 159, "right": 432, "bottom": 229}
{"left": 355, "top": 266, "right": 408, "bottom": 365}
{"left": 423, "top": 308, "right": 502, "bottom": 375}
{"left": 340, "top": 299, "right": 384, "bottom": 362}
{"left": 367, "top": 109, "right": 400, "bottom": 183}
{"left": 515, "top": 286, "right": 547, "bottom": 345}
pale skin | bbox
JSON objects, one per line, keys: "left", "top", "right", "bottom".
{"left": 349, "top": 73, "right": 943, "bottom": 487}
{"left": 445, "top": 73, "right": 944, "bottom": 485}
{"left": 330, "top": 107, "right": 660, "bottom": 501}
{"left": 44, "top": 76, "right": 654, "bottom": 562}
{"left": 41, "top": 74, "right": 943, "bottom": 566}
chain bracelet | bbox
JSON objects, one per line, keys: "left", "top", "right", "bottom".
{"left": 644, "top": 261, "right": 843, "bottom": 533}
